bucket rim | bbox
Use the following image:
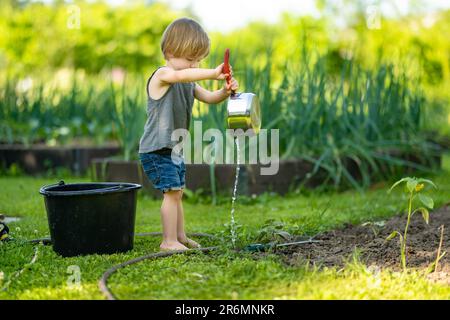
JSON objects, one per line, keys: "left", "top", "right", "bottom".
{"left": 39, "top": 181, "right": 142, "bottom": 197}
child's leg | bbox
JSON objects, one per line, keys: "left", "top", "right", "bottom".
{"left": 176, "top": 189, "right": 186, "bottom": 240}
{"left": 177, "top": 189, "right": 201, "bottom": 248}
{"left": 160, "top": 190, "right": 188, "bottom": 251}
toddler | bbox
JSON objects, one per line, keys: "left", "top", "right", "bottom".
{"left": 138, "top": 17, "right": 238, "bottom": 251}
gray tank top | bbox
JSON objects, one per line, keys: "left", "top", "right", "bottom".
{"left": 138, "top": 67, "right": 196, "bottom": 155}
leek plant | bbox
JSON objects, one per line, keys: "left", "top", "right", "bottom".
{"left": 0, "top": 48, "right": 440, "bottom": 188}
{"left": 194, "top": 49, "right": 439, "bottom": 190}
{"left": 109, "top": 76, "right": 146, "bottom": 161}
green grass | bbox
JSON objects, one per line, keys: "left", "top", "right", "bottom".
{"left": 1, "top": 154, "right": 449, "bottom": 300}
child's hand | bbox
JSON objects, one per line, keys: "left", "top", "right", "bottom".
{"left": 224, "top": 77, "right": 239, "bottom": 95}
{"left": 214, "top": 63, "right": 231, "bottom": 80}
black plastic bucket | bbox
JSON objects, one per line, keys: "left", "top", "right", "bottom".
{"left": 39, "top": 180, "right": 141, "bottom": 257}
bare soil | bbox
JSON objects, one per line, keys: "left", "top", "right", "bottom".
{"left": 278, "top": 203, "right": 450, "bottom": 285}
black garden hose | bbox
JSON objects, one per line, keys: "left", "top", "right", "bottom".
{"left": 98, "top": 232, "right": 219, "bottom": 300}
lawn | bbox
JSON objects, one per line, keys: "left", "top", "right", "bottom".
{"left": 0, "top": 154, "right": 449, "bottom": 300}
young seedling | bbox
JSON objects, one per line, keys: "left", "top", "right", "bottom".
{"left": 386, "top": 177, "right": 437, "bottom": 271}
{"left": 428, "top": 224, "right": 446, "bottom": 274}
{"left": 361, "top": 220, "right": 385, "bottom": 237}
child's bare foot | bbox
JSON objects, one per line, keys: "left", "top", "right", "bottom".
{"left": 160, "top": 241, "right": 189, "bottom": 252}
{"left": 178, "top": 237, "right": 201, "bottom": 249}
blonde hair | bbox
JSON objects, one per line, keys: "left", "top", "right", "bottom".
{"left": 161, "top": 17, "right": 210, "bottom": 60}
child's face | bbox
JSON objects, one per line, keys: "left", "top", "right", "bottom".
{"left": 166, "top": 55, "right": 203, "bottom": 70}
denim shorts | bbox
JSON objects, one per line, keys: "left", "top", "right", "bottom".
{"left": 139, "top": 152, "right": 185, "bottom": 193}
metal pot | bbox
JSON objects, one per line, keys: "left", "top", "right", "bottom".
{"left": 226, "top": 92, "right": 261, "bottom": 135}
{"left": 224, "top": 49, "right": 261, "bottom": 135}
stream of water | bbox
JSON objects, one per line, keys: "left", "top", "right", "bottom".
{"left": 230, "top": 137, "right": 240, "bottom": 248}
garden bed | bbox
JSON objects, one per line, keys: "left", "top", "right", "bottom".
{"left": 91, "top": 158, "right": 337, "bottom": 198}
{"left": 92, "top": 151, "right": 442, "bottom": 197}
{"left": 0, "top": 143, "right": 121, "bottom": 175}
{"left": 278, "top": 203, "right": 450, "bottom": 285}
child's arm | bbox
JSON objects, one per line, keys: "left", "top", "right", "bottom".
{"left": 157, "top": 63, "right": 228, "bottom": 84}
{"left": 194, "top": 77, "right": 239, "bottom": 104}
{"left": 194, "top": 85, "right": 229, "bottom": 104}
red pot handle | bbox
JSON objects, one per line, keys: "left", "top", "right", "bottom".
{"left": 223, "top": 48, "right": 235, "bottom": 95}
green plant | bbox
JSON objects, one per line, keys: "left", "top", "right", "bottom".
{"left": 109, "top": 78, "right": 146, "bottom": 161}
{"left": 217, "top": 221, "right": 246, "bottom": 249}
{"left": 386, "top": 177, "right": 437, "bottom": 270}
{"left": 183, "top": 188, "right": 206, "bottom": 204}
{"left": 0, "top": 49, "right": 441, "bottom": 185}
{"left": 190, "top": 48, "right": 439, "bottom": 190}
{"left": 427, "top": 224, "right": 447, "bottom": 274}
{"left": 0, "top": 163, "right": 23, "bottom": 177}
{"left": 255, "top": 219, "right": 294, "bottom": 243}
{"left": 0, "top": 73, "right": 118, "bottom": 147}
{"left": 361, "top": 220, "right": 385, "bottom": 237}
